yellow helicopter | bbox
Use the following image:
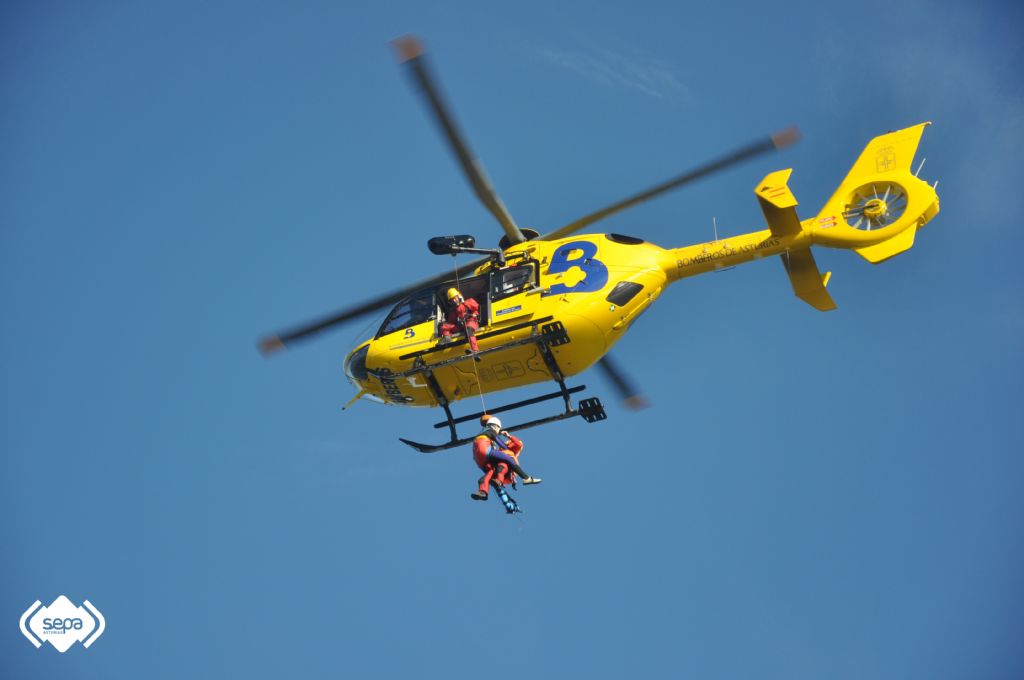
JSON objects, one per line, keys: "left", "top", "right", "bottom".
{"left": 260, "top": 36, "right": 940, "bottom": 452}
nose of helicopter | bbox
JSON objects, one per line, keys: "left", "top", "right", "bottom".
{"left": 344, "top": 343, "right": 370, "bottom": 384}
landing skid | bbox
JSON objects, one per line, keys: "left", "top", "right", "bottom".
{"left": 399, "top": 396, "right": 606, "bottom": 453}
{"left": 395, "top": 320, "right": 607, "bottom": 453}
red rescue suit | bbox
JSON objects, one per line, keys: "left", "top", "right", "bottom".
{"left": 473, "top": 431, "right": 524, "bottom": 495}
{"left": 441, "top": 297, "right": 481, "bottom": 351}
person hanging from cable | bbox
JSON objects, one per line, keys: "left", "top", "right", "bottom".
{"left": 440, "top": 287, "right": 481, "bottom": 357}
{"left": 471, "top": 415, "right": 542, "bottom": 502}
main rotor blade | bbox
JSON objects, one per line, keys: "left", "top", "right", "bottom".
{"left": 392, "top": 36, "right": 527, "bottom": 247}
{"left": 258, "top": 255, "right": 490, "bottom": 355}
{"left": 539, "top": 127, "right": 800, "bottom": 242}
{"left": 596, "top": 355, "right": 649, "bottom": 410}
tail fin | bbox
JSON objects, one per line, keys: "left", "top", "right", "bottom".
{"left": 810, "top": 122, "right": 940, "bottom": 262}
{"left": 752, "top": 123, "right": 939, "bottom": 311}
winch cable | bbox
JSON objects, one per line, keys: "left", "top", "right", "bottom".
{"left": 452, "top": 257, "right": 488, "bottom": 415}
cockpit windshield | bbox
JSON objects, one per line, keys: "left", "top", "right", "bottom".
{"left": 376, "top": 288, "right": 437, "bottom": 338}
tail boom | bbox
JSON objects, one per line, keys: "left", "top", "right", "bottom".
{"left": 660, "top": 122, "right": 939, "bottom": 308}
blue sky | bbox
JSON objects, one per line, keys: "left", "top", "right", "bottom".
{"left": 2, "top": 1, "right": 1022, "bottom": 678}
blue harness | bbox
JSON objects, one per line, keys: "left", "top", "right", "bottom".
{"left": 484, "top": 432, "right": 518, "bottom": 467}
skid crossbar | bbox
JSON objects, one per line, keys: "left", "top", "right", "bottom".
{"left": 401, "top": 409, "right": 593, "bottom": 453}
{"left": 432, "top": 385, "right": 587, "bottom": 429}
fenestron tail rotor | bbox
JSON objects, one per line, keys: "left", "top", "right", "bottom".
{"left": 842, "top": 182, "right": 908, "bottom": 231}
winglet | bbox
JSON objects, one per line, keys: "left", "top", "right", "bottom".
{"left": 781, "top": 248, "right": 836, "bottom": 311}
{"left": 756, "top": 168, "right": 802, "bottom": 237}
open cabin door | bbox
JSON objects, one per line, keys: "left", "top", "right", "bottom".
{"left": 488, "top": 262, "right": 540, "bottom": 325}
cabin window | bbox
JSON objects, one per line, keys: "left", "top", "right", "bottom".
{"left": 606, "top": 281, "right": 644, "bottom": 306}
{"left": 377, "top": 288, "right": 437, "bottom": 337}
{"left": 490, "top": 264, "right": 536, "bottom": 302}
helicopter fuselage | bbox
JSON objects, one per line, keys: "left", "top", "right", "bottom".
{"left": 346, "top": 233, "right": 674, "bottom": 407}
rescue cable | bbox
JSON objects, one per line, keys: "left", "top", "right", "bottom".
{"left": 452, "top": 257, "right": 489, "bottom": 415}
{"left": 455, "top": 255, "right": 523, "bottom": 517}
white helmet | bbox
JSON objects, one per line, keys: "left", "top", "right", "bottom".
{"left": 484, "top": 416, "right": 501, "bottom": 429}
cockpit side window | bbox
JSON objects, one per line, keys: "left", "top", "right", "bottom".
{"left": 376, "top": 288, "right": 437, "bottom": 338}
{"left": 490, "top": 264, "right": 536, "bottom": 302}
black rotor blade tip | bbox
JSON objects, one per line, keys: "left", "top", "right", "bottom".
{"left": 772, "top": 126, "right": 801, "bottom": 150}
{"left": 258, "top": 335, "right": 287, "bottom": 357}
{"left": 598, "top": 356, "right": 650, "bottom": 410}
{"left": 624, "top": 394, "right": 651, "bottom": 411}
{"left": 392, "top": 35, "right": 424, "bottom": 63}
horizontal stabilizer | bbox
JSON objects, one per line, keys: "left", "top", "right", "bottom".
{"left": 854, "top": 224, "right": 917, "bottom": 263}
{"left": 781, "top": 248, "right": 836, "bottom": 311}
{"left": 756, "top": 168, "right": 802, "bottom": 237}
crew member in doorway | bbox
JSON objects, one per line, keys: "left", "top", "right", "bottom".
{"left": 441, "top": 287, "right": 481, "bottom": 354}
